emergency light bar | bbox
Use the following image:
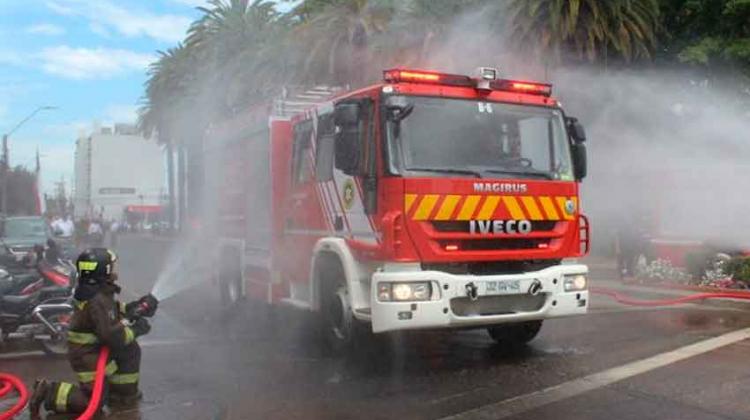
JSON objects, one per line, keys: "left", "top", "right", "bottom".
{"left": 383, "top": 69, "right": 473, "bottom": 87}
{"left": 492, "top": 79, "right": 553, "bottom": 97}
{"left": 383, "top": 68, "right": 553, "bottom": 97}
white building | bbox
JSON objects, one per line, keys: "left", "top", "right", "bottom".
{"left": 73, "top": 124, "right": 166, "bottom": 220}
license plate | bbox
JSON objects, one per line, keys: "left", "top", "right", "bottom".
{"left": 483, "top": 279, "right": 521, "bottom": 295}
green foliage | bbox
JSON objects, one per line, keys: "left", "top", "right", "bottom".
{"left": 725, "top": 257, "right": 750, "bottom": 282}
{"left": 508, "top": 0, "right": 660, "bottom": 64}
{"left": 661, "top": 0, "right": 750, "bottom": 73}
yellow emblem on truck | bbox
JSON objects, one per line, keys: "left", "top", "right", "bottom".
{"left": 342, "top": 179, "right": 355, "bottom": 210}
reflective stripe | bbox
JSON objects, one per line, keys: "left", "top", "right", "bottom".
{"left": 106, "top": 360, "right": 118, "bottom": 375}
{"left": 68, "top": 331, "right": 98, "bottom": 345}
{"left": 78, "top": 261, "right": 98, "bottom": 271}
{"left": 109, "top": 372, "right": 139, "bottom": 385}
{"left": 56, "top": 383, "right": 72, "bottom": 412}
{"left": 73, "top": 300, "right": 87, "bottom": 310}
{"left": 119, "top": 302, "right": 126, "bottom": 314}
{"left": 76, "top": 360, "right": 117, "bottom": 383}
{"left": 123, "top": 326, "right": 135, "bottom": 345}
{"left": 76, "top": 371, "right": 95, "bottom": 383}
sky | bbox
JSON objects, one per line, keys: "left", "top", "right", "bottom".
{"left": 0, "top": 0, "right": 294, "bottom": 195}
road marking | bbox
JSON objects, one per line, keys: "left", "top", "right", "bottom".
{"left": 439, "top": 326, "right": 750, "bottom": 420}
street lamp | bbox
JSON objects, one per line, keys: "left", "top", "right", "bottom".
{"left": 1, "top": 105, "right": 58, "bottom": 215}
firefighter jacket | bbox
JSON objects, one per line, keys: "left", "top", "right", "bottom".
{"left": 67, "top": 282, "right": 135, "bottom": 381}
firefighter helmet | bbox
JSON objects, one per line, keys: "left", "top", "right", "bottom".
{"left": 76, "top": 248, "right": 118, "bottom": 285}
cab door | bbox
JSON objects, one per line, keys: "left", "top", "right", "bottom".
{"left": 281, "top": 119, "right": 327, "bottom": 302}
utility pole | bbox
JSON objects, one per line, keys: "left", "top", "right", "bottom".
{"left": 1, "top": 134, "right": 8, "bottom": 216}
{"left": 1, "top": 106, "right": 57, "bottom": 215}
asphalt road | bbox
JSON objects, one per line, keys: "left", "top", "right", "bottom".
{"left": 3, "top": 235, "right": 750, "bottom": 419}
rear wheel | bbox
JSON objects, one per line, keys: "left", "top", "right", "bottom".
{"left": 487, "top": 320, "right": 543, "bottom": 346}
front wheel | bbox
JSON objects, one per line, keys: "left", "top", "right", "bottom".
{"left": 319, "top": 266, "right": 369, "bottom": 355}
{"left": 487, "top": 320, "right": 543, "bottom": 346}
{"left": 219, "top": 252, "right": 243, "bottom": 310}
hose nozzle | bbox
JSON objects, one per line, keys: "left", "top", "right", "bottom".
{"left": 133, "top": 293, "right": 159, "bottom": 318}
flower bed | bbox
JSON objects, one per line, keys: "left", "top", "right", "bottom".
{"left": 629, "top": 255, "right": 750, "bottom": 290}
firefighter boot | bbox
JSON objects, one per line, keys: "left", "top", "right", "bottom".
{"left": 28, "top": 379, "right": 49, "bottom": 420}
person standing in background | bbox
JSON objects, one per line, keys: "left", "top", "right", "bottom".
{"left": 110, "top": 220, "right": 120, "bottom": 248}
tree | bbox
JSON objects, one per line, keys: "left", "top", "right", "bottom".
{"left": 139, "top": 44, "right": 195, "bottom": 230}
{"left": 659, "top": 0, "right": 750, "bottom": 74}
{"left": 0, "top": 166, "right": 38, "bottom": 216}
{"left": 381, "top": 0, "right": 493, "bottom": 67}
{"left": 289, "top": 0, "right": 394, "bottom": 85}
{"left": 508, "top": 0, "right": 660, "bottom": 65}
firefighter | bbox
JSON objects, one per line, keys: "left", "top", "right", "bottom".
{"left": 28, "top": 248, "right": 154, "bottom": 419}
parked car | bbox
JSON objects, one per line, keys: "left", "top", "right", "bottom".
{"left": 0, "top": 216, "right": 51, "bottom": 261}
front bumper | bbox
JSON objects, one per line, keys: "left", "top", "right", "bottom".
{"left": 370, "top": 264, "right": 588, "bottom": 333}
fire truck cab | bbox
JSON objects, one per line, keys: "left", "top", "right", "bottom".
{"left": 207, "top": 68, "right": 590, "bottom": 351}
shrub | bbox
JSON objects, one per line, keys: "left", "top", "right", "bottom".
{"left": 725, "top": 257, "right": 750, "bottom": 284}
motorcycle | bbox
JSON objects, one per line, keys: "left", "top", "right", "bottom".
{"left": 0, "top": 264, "right": 74, "bottom": 356}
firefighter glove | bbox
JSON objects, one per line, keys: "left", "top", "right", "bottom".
{"left": 131, "top": 317, "right": 151, "bottom": 337}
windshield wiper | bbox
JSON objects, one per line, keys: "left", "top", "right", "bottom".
{"left": 478, "top": 168, "right": 554, "bottom": 180}
{"left": 406, "top": 167, "right": 482, "bottom": 178}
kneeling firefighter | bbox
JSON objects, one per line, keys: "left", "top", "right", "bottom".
{"left": 29, "top": 248, "right": 158, "bottom": 418}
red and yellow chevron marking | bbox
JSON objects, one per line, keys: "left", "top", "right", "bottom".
{"left": 403, "top": 194, "right": 577, "bottom": 221}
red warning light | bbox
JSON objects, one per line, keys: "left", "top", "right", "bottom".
{"left": 494, "top": 79, "right": 552, "bottom": 96}
{"left": 400, "top": 71, "right": 440, "bottom": 82}
{"left": 383, "top": 69, "right": 473, "bottom": 86}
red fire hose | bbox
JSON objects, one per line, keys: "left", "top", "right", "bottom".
{"left": 76, "top": 346, "right": 110, "bottom": 420}
{"left": 0, "top": 373, "right": 28, "bottom": 420}
{"left": 592, "top": 287, "right": 750, "bottom": 306}
{"left": 0, "top": 346, "right": 109, "bottom": 420}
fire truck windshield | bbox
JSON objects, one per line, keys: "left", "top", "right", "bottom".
{"left": 386, "top": 96, "right": 574, "bottom": 180}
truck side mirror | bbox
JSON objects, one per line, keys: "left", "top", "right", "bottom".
{"left": 572, "top": 143, "right": 587, "bottom": 180}
{"left": 566, "top": 117, "right": 586, "bottom": 143}
{"left": 334, "top": 103, "right": 362, "bottom": 175}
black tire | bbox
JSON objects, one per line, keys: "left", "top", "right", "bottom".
{"left": 219, "top": 251, "right": 243, "bottom": 310}
{"left": 318, "top": 258, "right": 369, "bottom": 355}
{"left": 487, "top": 320, "right": 543, "bottom": 346}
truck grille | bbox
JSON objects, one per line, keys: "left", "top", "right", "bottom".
{"left": 450, "top": 294, "right": 547, "bottom": 316}
{"left": 431, "top": 221, "right": 558, "bottom": 233}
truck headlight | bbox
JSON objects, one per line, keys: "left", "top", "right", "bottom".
{"left": 378, "top": 282, "right": 432, "bottom": 302}
{"left": 564, "top": 274, "right": 587, "bottom": 291}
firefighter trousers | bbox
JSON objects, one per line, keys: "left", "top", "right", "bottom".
{"left": 44, "top": 342, "right": 141, "bottom": 414}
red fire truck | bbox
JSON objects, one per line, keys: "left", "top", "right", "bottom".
{"left": 204, "top": 68, "right": 590, "bottom": 351}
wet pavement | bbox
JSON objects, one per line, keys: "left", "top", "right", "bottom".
{"left": 3, "top": 235, "right": 750, "bottom": 419}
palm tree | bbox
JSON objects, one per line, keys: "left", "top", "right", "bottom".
{"left": 383, "top": 0, "right": 490, "bottom": 66}
{"left": 138, "top": 44, "right": 194, "bottom": 230}
{"left": 141, "top": 1, "right": 287, "bottom": 227}
{"left": 290, "top": 0, "right": 394, "bottom": 85}
{"left": 508, "top": 0, "right": 660, "bottom": 65}
{"left": 185, "top": 0, "right": 283, "bottom": 115}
